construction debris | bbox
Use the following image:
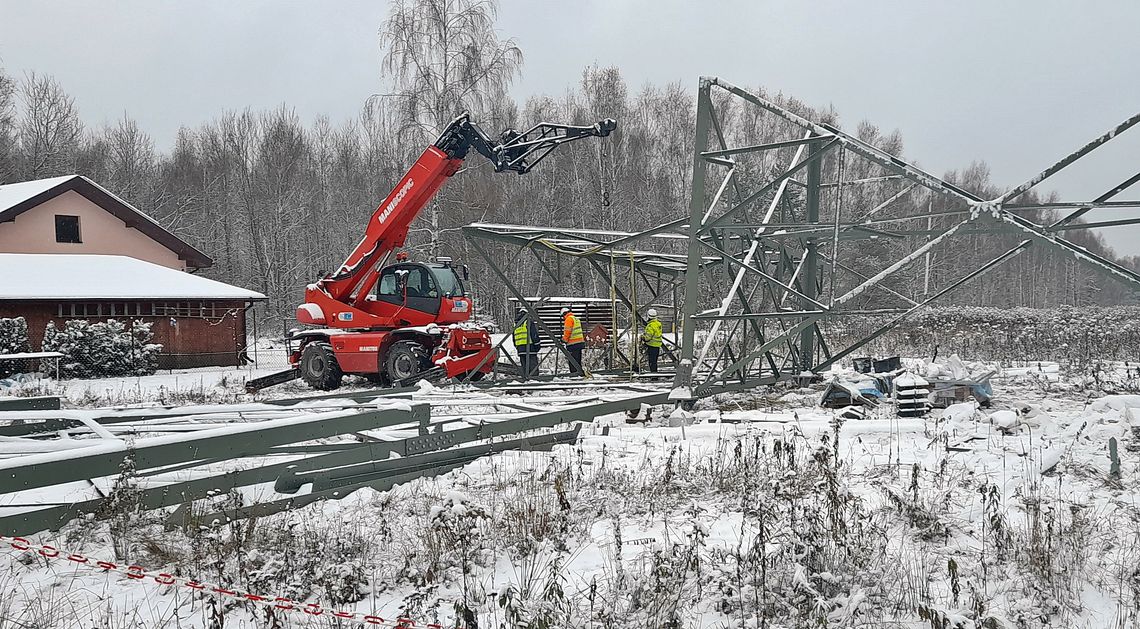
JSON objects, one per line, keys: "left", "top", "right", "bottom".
{"left": 820, "top": 379, "right": 882, "bottom": 409}
{"left": 921, "top": 354, "right": 996, "bottom": 408}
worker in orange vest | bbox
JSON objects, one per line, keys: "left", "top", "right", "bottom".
{"left": 560, "top": 307, "right": 586, "bottom": 377}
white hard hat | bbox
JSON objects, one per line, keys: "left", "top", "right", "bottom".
{"left": 560, "top": 307, "right": 570, "bottom": 315}
{"left": 647, "top": 308, "right": 658, "bottom": 317}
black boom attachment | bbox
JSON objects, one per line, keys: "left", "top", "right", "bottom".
{"left": 434, "top": 113, "right": 617, "bottom": 174}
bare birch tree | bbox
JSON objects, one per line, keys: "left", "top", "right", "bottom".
{"left": 16, "top": 73, "right": 81, "bottom": 178}
{"left": 106, "top": 115, "right": 156, "bottom": 203}
{"left": 0, "top": 65, "right": 16, "bottom": 182}
{"left": 379, "top": 0, "right": 523, "bottom": 256}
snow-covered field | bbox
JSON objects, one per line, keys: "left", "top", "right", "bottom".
{"left": 1, "top": 364, "right": 288, "bottom": 405}
{"left": 2, "top": 360, "right": 1140, "bottom": 628}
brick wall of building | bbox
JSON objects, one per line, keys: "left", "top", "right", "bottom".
{"left": 0, "top": 300, "right": 250, "bottom": 368}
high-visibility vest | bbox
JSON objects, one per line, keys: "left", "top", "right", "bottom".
{"left": 513, "top": 320, "right": 530, "bottom": 346}
{"left": 643, "top": 318, "right": 663, "bottom": 348}
{"left": 563, "top": 313, "right": 584, "bottom": 345}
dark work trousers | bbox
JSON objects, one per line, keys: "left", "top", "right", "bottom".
{"left": 517, "top": 345, "right": 538, "bottom": 379}
{"left": 567, "top": 342, "right": 585, "bottom": 376}
{"left": 646, "top": 345, "right": 660, "bottom": 372}
{"left": 522, "top": 346, "right": 538, "bottom": 376}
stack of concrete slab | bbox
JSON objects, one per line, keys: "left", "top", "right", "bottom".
{"left": 895, "top": 373, "right": 931, "bottom": 418}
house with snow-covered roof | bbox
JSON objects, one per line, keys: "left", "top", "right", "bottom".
{"left": 0, "top": 175, "right": 211, "bottom": 269}
{"left": 0, "top": 175, "right": 266, "bottom": 368}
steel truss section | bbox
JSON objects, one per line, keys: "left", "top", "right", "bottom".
{"left": 463, "top": 222, "right": 703, "bottom": 377}
{"left": 461, "top": 76, "right": 1140, "bottom": 399}
{"left": 0, "top": 383, "right": 668, "bottom": 535}
{"left": 671, "top": 76, "right": 1140, "bottom": 398}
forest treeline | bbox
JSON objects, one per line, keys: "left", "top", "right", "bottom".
{"left": 1, "top": 33, "right": 1135, "bottom": 333}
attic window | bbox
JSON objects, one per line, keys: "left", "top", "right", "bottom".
{"left": 55, "top": 215, "right": 81, "bottom": 244}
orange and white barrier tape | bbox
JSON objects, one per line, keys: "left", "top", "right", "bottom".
{"left": 0, "top": 534, "right": 455, "bottom": 628}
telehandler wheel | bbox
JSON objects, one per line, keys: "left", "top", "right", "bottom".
{"left": 386, "top": 340, "right": 431, "bottom": 383}
{"left": 300, "top": 342, "right": 343, "bottom": 390}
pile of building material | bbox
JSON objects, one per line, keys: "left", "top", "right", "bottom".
{"left": 820, "top": 379, "right": 881, "bottom": 419}
{"left": 921, "top": 354, "right": 996, "bottom": 408}
{"left": 820, "top": 353, "right": 998, "bottom": 420}
{"left": 895, "top": 373, "right": 931, "bottom": 417}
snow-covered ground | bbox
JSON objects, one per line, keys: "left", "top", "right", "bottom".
{"left": 2, "top": 360, "right": 1140, "bottom": 628}
{"left": 0, "top": 364, "right": 289, "bottom": 405}
{"left": 0, "top": 337, "right": 358, "bottom": 406}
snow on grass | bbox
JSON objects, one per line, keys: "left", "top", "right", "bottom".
{"left": 0, "top": 361, "right": 391, "bottom": 408}
{"left": 1, "top": 364, "right": 1140, "bottom": 627}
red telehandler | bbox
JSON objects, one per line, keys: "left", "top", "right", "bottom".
{"left": 248, "top": 113, "right": 617, "bottom": 392}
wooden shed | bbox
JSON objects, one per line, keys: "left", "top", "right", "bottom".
{"left": 0, "top": 175, "right": 265, "bottom": 368}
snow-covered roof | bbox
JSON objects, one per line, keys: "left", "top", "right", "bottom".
{"left": 0, "top": 175, "right": 75, "bottom": 212}
{"left": 0, "top": 175, "right": 213, "bottom": 269}
{"left": 0, "top": 254, "right": 266, "bottom": 301}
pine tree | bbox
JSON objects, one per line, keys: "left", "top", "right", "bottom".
{"left": 40, "top": 319, "right": 162, "bottom": 378}
{"left": 130, "top": 320, "right": 162, "bottom": 375}
{"left": 0, "top": 317, "right": 30, "bottom": 377}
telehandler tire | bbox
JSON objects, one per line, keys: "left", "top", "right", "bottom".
{"left": 300, "top": 342, "right": 343, "bottom": 390}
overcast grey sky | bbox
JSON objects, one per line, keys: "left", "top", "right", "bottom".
{"left": 1, "top": 0, "right": 1138, "bottom": 255}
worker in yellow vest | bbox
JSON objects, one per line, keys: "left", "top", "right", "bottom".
{"left": 641, "top": 308, "right": 663, "bottom": 372}
{"left": 561, "top": 307, "right": 586, "bottom": 377}
{"left": 513, "top": 308, "right": 541, "bottom": 380}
